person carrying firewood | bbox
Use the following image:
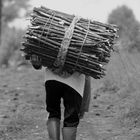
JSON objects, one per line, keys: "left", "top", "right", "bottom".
{"left": 30, "top": 54, "right": 91, "bottom": 140}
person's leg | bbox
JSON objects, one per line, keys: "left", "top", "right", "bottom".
{"left": 62, "top": 85, "right": 82, "bottom": 140}
{"left": 47, "top": 118, "right": 60, "bottom": 140}
{"left": 45, "top": 80, "right": 63, "bottom": 140}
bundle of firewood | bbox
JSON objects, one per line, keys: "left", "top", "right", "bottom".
{"left": 21, "top": 6, "right": 119, "bottom": 79}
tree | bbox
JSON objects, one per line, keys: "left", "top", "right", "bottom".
{"left": 0, "top": 0, "right": 30, "bottom": 41}
{"left": 108, "top": 5, "right": 140, "bottom": 52}
{"left": 0, "top": 0, "right": 2, "bottom": 44}
{"left": 0, "top": 0, "right": 30, "bottom": 67}
{"left": 2, "top": 0, "right": 30, "bottom": 23}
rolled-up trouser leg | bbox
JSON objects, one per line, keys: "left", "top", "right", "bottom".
{"left": 63, "top": 85, "right": 82, "bottom": 127}
{"left": 62, "top": 85, "right": 82, "bottom": 140}
{"left": 63, "top": 86, "right": 82, "bottom": 127}
{"left": 47, "top": 118, "right": 60, "bottom": 140}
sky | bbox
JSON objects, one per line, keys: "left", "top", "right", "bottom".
{"left": 10, "top": 0, "right": 140, "bottom": 29}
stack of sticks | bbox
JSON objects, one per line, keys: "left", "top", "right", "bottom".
{"left": 21, "top": 6, "right": 119, "bottom": 79}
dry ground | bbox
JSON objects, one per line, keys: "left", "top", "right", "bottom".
{"left": 0, "top": 62, "right": 140, "bottom": 140}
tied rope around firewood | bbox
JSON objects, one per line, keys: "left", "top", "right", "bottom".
{"left": 74, "top": 19, "right": 90, "bottom": 72}
{"left": 21, "top": 6, "right": 119, "bottom": 79}
{"left": 39, "top": 10, "right": 56, "bottom": 49}
{"left": 53, "top": 16, "right": 80, "bottom": 74}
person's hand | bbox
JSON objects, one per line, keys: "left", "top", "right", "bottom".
{"left": 30, "top": 54, "right": 42, "bottom": 70}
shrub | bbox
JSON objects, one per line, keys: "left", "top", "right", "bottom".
{"left": 0, "top": 27, "right": 26, "bottom": 67}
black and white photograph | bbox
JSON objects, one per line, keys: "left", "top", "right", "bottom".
{"left": 0, "top": 0, "right": 140, "bottom": 140}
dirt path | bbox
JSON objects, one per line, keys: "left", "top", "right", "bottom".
{"left": 0, "top": 67, "right": 140, "bottom": 140}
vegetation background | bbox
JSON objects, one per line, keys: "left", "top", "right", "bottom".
{"left": 0, "top": 0, "right": 140, "bottom": 140}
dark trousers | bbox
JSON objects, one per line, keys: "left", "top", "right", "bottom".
{"left": 45, "top": 80, "right": 82, "bottom": 127}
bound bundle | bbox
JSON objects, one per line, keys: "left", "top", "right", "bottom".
{"left": 21, "top": 6, "right": 119, "bottom": 79}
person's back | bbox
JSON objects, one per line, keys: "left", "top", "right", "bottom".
{"left": 31, "top": 55, "right": 91, "bottom": 140}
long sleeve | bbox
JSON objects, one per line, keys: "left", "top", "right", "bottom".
{"left": 79, "top": 76, "right": 91, "bottom": 118}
